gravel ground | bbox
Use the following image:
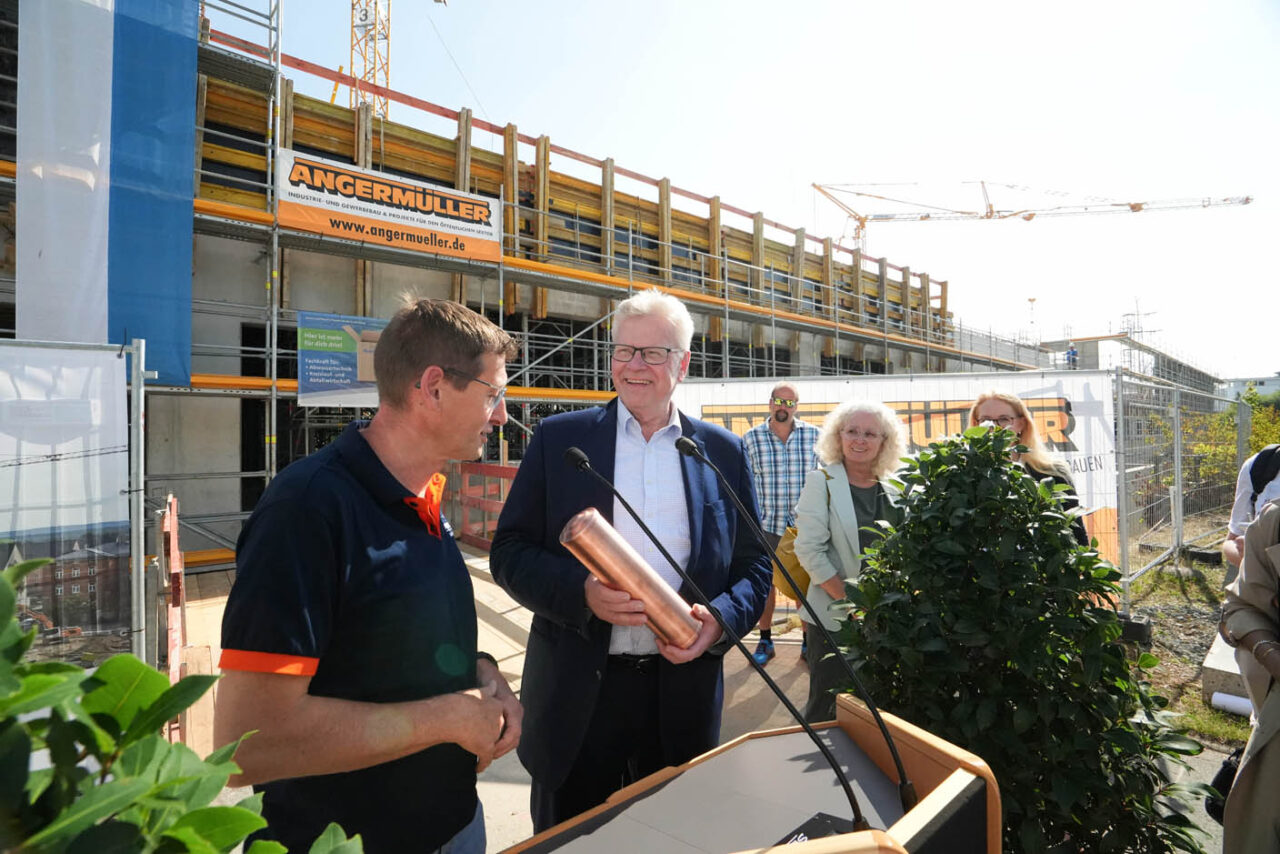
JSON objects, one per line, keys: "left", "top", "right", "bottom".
{"left": 1134, "top": 600, "right": 1220, "bottom": 664}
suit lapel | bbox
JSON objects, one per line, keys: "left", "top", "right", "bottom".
{"left": 678, "top": 412, "right": 709, "bottom": 576}
{"left": 577, "top": 401, "right": 619, "bottom": 524}
{"left": 826, "top": 462, "right": 859, "bottom": 558}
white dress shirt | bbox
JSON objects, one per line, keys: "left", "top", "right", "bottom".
{"left": 608, "top": 401, "right": 691, "bottom": 655}
{"left": 1229, "top": 452, "right": 1280, "bottom": 536}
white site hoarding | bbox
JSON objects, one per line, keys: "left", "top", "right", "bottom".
{"left": 0, "top": 346, "right": 131, "bottom": 642}
{"left": 672, "top": 370, "right": 1119, "bottom": 562}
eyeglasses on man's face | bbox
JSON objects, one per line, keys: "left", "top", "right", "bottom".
{"left": 416, "top": 367, "right": 507, "bottom": 412}
{"left": 611, "top": 344, "right": 682, "bottom": 365}
{"left": 841, "top": 428, "right": 884, "bottom": 442}
{"left": 978, "top": 415, "right": 1022, "bottom": 427}
{"left": 771, "top": 397, "right": 797, "bottom": 407}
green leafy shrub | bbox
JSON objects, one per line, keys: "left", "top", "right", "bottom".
{"left": 0, "top": 559, "right": 362, "bottom": 853}
{"left": 841, "top": 428, "right": 1211, "bottom": 853}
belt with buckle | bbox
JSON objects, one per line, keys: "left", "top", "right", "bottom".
{"left": 608, "top": 653, "right": 660, "bottom": 674}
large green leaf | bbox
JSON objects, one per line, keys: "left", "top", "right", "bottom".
{"left": 158, "top": 824, "right": 220, "bottom": 854}
{"left": 2, "top": 559, "right": 51, "bottom": 590}
{"left": 245, "top": 841, "right": 289, "bottom": 854}
{"left": 205, "top": 731, "right": 250, "bottom": 768}
{"left": 0, "top": 672, "right": 89, "bottom": 717}
{"left": 81, "top": 655, "right": 169, "bottom": 732}
{"left": 59, "top": 697, "right": 117, "bottom": 759}
{"left": 165, "top": 806, "right": 267, "bottom": 849}
{"left": 65, "top": 819, "right": 143, "bottom": 854}
{"left": 0, "top": 720, "right": 30, "bottom": 808}
{"left": 116, "top": 733, "right": 172, "bottom": 780}
{"left": 235, "top": 791, "right": 264, "bottom": 815}
{"left": 123, "top": 675, "right": 218, "bottom": 747}
{"left": 22, "top": 777, "right": 151, "bottom": 851}
{"left": 0, "top": 575, "right": 15, "bottom": 627}
{"left": 0, "top": 656, "right": 21, "bottom": 705}
{"left": 307, "top": 823, "right": 364, "bottom": 854}
{"left": 151, "top": 742, "right": 231, "bottom": 811}
{"left": 25, "top": 767, "right": 53, "bottom": 805}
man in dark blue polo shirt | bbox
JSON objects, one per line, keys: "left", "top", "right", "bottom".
{"left": 214, "top": 299, "right": 522, "bottom": 854}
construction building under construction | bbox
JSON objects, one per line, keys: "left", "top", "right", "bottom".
{"left": 0, "top": 2, "right": 1059, "bottom": 561}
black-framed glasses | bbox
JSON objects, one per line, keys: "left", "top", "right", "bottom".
{"left": 771, "top": 396, "right": 797, "bottom": 407}
{"left": 415, "top": 367, "right": 507, "bottom": 411}
{"left": 611, "top": 344, "right": 682, "bottom": 365}
{"left": 979, "top": 415, "right": 1021, "bottom": 427}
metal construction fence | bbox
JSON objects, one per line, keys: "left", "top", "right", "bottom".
{"left": 445, "top": 367, "right": 1247, "bottom": 614}
{"left": 1115, "top": 370, "right": 1247, "bottom": 607}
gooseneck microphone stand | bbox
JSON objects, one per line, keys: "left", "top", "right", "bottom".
{"left": 564, "top": 446, "right": 873, "bottom": 832}
{"left": 674, "top": 436, "right": 918, "bottom": 813}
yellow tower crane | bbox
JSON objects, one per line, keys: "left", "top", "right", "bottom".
{"left": 813, "top": 181, "right": 1253, "bottom": 254}
{"left": 350, "top": 0, "right": 391, "bottom": 118}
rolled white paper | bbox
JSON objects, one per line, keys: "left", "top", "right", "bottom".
{"left": 1211, "top": 691, "right": 1252, "bottom": 718}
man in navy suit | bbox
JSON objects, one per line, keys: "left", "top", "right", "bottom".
{"left": 490, "top": 289, "right": 771, "bottom": 832}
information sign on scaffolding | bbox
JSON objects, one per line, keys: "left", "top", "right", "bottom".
{"left": 297, "top": 311, "right": 388, "bottom": 408}
{"left": 276, "top": 150, "right": 502, "bottom": 262}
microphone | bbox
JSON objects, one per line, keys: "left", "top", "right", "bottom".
{"left": 674, "top": 436, "right": 918, "bottom": 813}
{"left": 562, "top": 446, "right": 873, "bottom": 832}
{"left": 564, "top": 446, "right": 590, "bottom": 471}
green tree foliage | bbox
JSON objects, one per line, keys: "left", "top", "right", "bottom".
{"left": 841, "top": 428, "right": 1211, "bottom": 853}
{"left": 1241, "top": 386, "right": 1280, "bottom": 454}
{"left": 0, "top": 559, "right": 362, "bottom": 853}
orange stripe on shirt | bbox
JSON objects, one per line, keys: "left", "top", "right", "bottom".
{"left": 219, "top": 648, "right": 319, "bottom": 676}
{"left": 404, "top": 472, "right": 448, "bottom": 538}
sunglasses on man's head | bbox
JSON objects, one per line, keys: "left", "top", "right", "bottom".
{"left": 771, "top": 397, "right": 797, "bottom": 407}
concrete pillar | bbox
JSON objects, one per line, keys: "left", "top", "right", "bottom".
{"left": 658, "top": 178, "right": 672, "bottom": 283}
{"left": 280, "top": 77, "right": 294, "bottom": 149}
{"left": 502, "top": 123, "right": 519, "bottom": 314}
{"left": 920, "top": 272, "right": 932, "bottom": 340}
{"left": 877, "top": 257, "right": 889, "bottom": 330}
{"left": 354, "top": 102, "right": 374, "bottom": 316}
{"left": 751, "top": 212, "right": 764, "bottom": 293}
{"left": 708, "top": 196, "right": 722, "bottom": 294}
{"left": 534, "top": 135, "right": 550, "bottom": 317}
{"left": 451, "top": 108, "right": 473, "bottom": 304}
{"left": 821, "top": 237, "right": 834, "bottom": 319}
{"left": 851, "top": 249, "right": 864, "bottom": 324}
{"left": 790, "top": 229, "right": 805, "bottom": 308}
{"left": 601, "top": 158, "right": 615, "bottom": 274}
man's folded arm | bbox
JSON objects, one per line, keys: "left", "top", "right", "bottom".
{"left": 213, "top": 669, "right": 506, "bottom": 787}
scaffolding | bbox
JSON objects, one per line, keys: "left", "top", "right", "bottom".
{"left": 0, "top": 1, "right": 1064, "bottom": 563}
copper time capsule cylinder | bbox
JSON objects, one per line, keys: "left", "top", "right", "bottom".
{"left": 559, "top": 507, "right": 700, "bottom": 649}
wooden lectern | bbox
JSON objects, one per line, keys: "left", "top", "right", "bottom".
{"left": 502, "top": 694, "right": 1000, "bottom": 854}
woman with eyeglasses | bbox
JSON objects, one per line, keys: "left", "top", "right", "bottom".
{"left": 967, "top": 391, "right": 1089, "bottom": 546}
{"left": 792, "top": 400, "right": 906, "bottom": 722}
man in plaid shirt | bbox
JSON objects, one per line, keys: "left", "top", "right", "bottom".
{"left": 742, "top": 383, "right": 820, "bottom": 664}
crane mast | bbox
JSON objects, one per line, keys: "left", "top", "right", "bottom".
{"left": 350, "top": 0, "right": 391, "bottom": 118}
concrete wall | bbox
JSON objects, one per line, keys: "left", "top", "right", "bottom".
{"left": 146, "top": 395, "right": 244, "bottom": 552}
{"left": 285, "top": 251, "right": 358, "bottom": 315}
{"left": 192, "top": 236, "right": 268, "bottom": 375}
{"left": 371, "top": 261, "right": 454, "bottom": 317}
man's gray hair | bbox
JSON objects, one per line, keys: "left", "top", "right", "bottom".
{"left": 613, "top": 289, "right": 694, "bottom": 350}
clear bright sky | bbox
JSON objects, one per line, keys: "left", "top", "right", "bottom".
{"left": 232, "top": 0, "right": 1276, "bottom": 381}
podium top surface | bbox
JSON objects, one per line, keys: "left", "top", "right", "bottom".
{"left": 519, "top": 727, "right": 904, "bottom": 853}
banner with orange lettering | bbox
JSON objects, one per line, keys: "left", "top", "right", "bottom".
{"left": 673, "top": 371, "right": 1119, "bottom": 562}
{"left": 276, "top": 150, "right": 501, "bottom": 262}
